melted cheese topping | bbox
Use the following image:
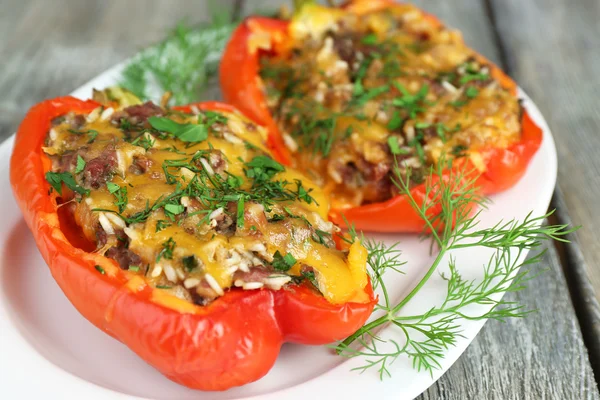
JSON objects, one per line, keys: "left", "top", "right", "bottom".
{"left": 261, "top": 3, "right": 522, "bottom": 209}
{"left": 44, "top": 102, "right": 369, "bottom": 305}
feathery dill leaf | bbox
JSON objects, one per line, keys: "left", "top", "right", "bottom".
{"left": 119, "top": 6, "right": 236, "bottom": 105}
{"left": 334, "top": 159, "right": 578, "bottom": 379}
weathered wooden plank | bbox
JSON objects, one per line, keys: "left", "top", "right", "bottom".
{"left": 489, "top": 0, "right": 600, "bottom": 319}
{"left": 0, "top": 0, "right": 237, "bottom": 140}
{"left": 421, "top": 239, "right": 599, "bottom": 400}
{"left": 551, "top": 187, "right": 600, "bottom": 379}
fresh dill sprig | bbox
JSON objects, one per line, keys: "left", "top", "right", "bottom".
{"left": 334, "top": 159, "right": 578, "bottom": 379}
{"left": 119, "top": 6, "right": 236, "bottom": 105}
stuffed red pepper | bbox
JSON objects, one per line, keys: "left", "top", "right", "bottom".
{"left": 220, "top": 0, "right": 543, "bottom": 232}
{"left": 10, "top": 93, "right": 376, "bottom": 391}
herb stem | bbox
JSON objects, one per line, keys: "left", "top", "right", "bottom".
{"left": 392, "top": 245, "right": 447, "bottom": 314}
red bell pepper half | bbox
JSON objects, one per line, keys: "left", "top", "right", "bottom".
{"left": 220, "top": 1, "right": 543, "bottom": 233}
{"left": 9, "top": 96, "right": 376, "bottom": 390}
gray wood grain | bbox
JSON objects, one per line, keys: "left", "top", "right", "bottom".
{"left": 0, "top": 0, "right": 598, "bottom": 398}
{"left": 489, "top": 0, "right": 600, "bottom": 316}
{"left": 422, "top": 240, "right": 599, "bottom": 400}
{"left": 0, "top": 0, "right": 236, "bottom": 139}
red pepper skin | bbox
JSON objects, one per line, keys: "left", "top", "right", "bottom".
{"left": 220, "top": 3, "right": 543, "bottom": 233}
{"left": 10, "top": 96, "right": 376, "bottom": 391}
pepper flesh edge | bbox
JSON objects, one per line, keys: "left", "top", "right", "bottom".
{"left": 9, "top": 96, "right": 376, "bottom": 391}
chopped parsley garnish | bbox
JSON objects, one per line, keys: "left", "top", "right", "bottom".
{"left": 392, "top": 83, "right": 429, "bottom": 119}
{"left": 272, "top": 251, "right": 297, "bottom": 272}
{"left": 451, "top": 144, "right": 468, "bottom": 157}
{"left": 45, "top": 171, "right": 89, "bottom": 196}
{"left": 466, "top": 86, "right": 479, "bottom": 98}
{"left": 106, "top": 182, "right": 128, "bottom": 213}
{"left": 156, "top": 238, "right": 176, "bottom": 262}
{"left": 361, "top": 33, "right": 378, "bottom": 45}
{"left": 130, "top": 133, "right": 155, "bottom": 150}
{"left": 148, "top": 116, "right": 208, "bottom": 143}
{"left": 388, "top": 136, "right": 408, "bottom": 155}
{"left": 67, "top": 128, "right": 99, "bottom": 144}
{"left": 301, "top": 270, "right": 320, "bottom": 292}
{"left": 182, "top": 255, "right": 198, "bottom": 272}
{"left": 312, "top": 229, "right": 332, "bottom": 245}
{"left": 236, "top": 196, "right": 246, "bottom": 228}
{"left": 155, "top": 220, "right": 172, "bottom": 232}
{"left": 201, "top": 110, "right": 227, "bottom": 126}
{"left": 94, "top": 265, "right": 105, "bottom": 275}
{"left": 460, "top": 72, "right": 490, "bottom": 85}
{"left": 75, "top": 155, "right": 86, "bottom": 174}
{"left": 387, "top": 111, "right": 404, "bottom": 131}
{"left": 164, "top": 203, "right": 185, "bottom": 216}
{"left": 128, "top": 265, "right": 140, "bottom": 272}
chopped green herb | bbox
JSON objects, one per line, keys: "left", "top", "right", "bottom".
{"left": 387, "top": 111, "right": 404, "bottom": 131}
{"left": 272, "top": 250, "right": 297, "bottom": 272}
{"left": 361, "top": 33, "right": 378, "bottom": 45}
{"left": 75, "top": 155, "right": 86, "bottom": 174}
{"left": 182, "top": 255, "right": 198, "bottom": 272}
{"left": 94, "top": 265, "right": 105, "bottom": 275}
{"left": 156, "top": 285, "right": 172, "bottom": 289}
{"left": 269, "top": 214, "right": 286, "bottom": 222}
{"left": 45, "top": 171, "right": 89, "bottom": 196}
{"left": 155, "top": 219, "right": 172, "bottom": 232}
{"left": 148, "top": 116, "right": 208, "bottom": 143}
{"left": 466, "top": 86, "right": 479, "bottom": 98}
{"left": 128, "top": 265, "right": 140, "bottom": 272}
{"left": 460, "top": 73, "right": 489, "bottom": 85}
{"left": 156, "top": 238, "right": 176, "bottom": 262}
{"left": 164, "top": 203, "right": 185, "bottom": 216}
{"left": 388, "top": 136, "right": 408, "bottom": 155}
{"left": 87, "top": 130, "right": 99, "bottom": 143}
{"left": 392, "top": 83, "right": 429, "bottom": 119}
{"left": 237, "top": 195, "right": 246, "bottom": 228}
{"left": 451, "top": 144, "right": 469, "bottom": 157}
{"left": 106, "top": 182, "right": 128, "bottom": 213}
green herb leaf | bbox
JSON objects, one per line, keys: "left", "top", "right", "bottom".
{"left": 45, "top": 171, "right": 89, "bottom": 196}
{"left": 75, "top": 155, "right": 86, "bottom": 174}
{"left": 156, "top": 238, "right": 176, "bottom": 262}
{"left": 106, "top": 182, "right": 120, "bottom": 193}
{"left": 164, "top": 203, "right": 185, "bottom": 215}
{"left": 94, "top": 265, "right": 105, "bottom": 275}
{"left": 106, "top": 182, "right": 128, "bottom": 213}
{"left": 237, "top": 196, "right": 246, "bottom": 228}
{"left": 361, "top": 33, "right": 378, "bottom": 45}
{"left": 128, "top": 265, "right": 140, "bottom": 272}
{"left": 387, "top": 111, "right": 404, "bottom": 131}
{"left": 388, "top": 137, "right": 408, "bottom": 155}
{"left": 465, "top": 86, "right": 479, "bottom": 99}
{"left": 182, "top": 255, "right": 198, "bottom": 272}
{"left": 148, "top": 116, "right": 208, "bottom": 143}
{"left": 272, "top": 250, "right": 297, "bottom": 272}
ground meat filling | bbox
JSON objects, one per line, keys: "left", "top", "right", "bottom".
{"left": 83, "top": 147, "right": 117, "bottom": 189}
{"left": 43, "top": 100, "right": 350, "bottom": 305}
{"left": 260, "top": 4, "right": 522, "bottom": 208}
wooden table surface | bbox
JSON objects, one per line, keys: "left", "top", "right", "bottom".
{"left": 2, "top": 0, "right": 600, "bottom": 398}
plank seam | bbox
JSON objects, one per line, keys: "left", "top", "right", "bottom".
{"left": 550, "top": 188, "right": 600, "bottom": 386}
{"left": 485, "top": 0, "right": 600, "bottom": 387}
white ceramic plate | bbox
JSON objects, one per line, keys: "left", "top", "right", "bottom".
{"left": 0, "top": 63, "right": 556, "bottom": 400}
